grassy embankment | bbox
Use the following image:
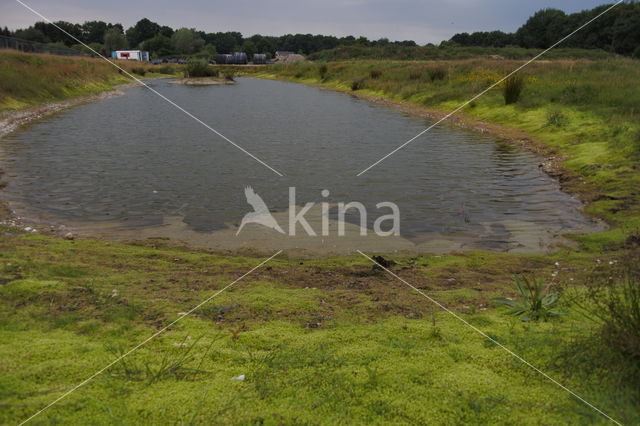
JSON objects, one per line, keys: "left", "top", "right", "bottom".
{"left": 1, "top": 50, "right": 639, "bottom": 424}
{"left": 0, "top": 50, "right": 180, "bottom": 112}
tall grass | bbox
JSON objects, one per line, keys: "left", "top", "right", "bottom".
{"left": 581, "top": 252, "right": 640, "bottom": 362}
{"left": 0, "top": 50, "right": 130, "bottom": 111}
{"left": 503, "top": 75, "right": 524, "bottom": 104}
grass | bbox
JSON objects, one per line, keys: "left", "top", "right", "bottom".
{"left": 240, "top": 58, "right": 640, "bottom": 248}
{"left": 0, "top": 231, "right": 639, "bottom": 424}
{"left": 0, "top": 50, "right": 181, "bottom": 111}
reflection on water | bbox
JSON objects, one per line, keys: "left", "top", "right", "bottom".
{"left": 0, "top": 77, "right": 601, "bottom": 253}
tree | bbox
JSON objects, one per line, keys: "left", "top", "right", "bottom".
{"left": 240, "top": 39, "right": 257, "bottom": 56}
{"left": 516, "top": 8, "right": 567, "bottom": 48}
{"left": 205, "top": 32, "right": 239, "bottom": 53}
{"left": 197, "top": 43, "right": 217, "bottom": 59}
{"left": 103, "top": 27, "right": 127, "bottom": 54}
{"left": 171, "top": 28, "right": 204, "bottom": 55}
{"left": 14, "top": 27, "right": 48, "bottom": 43}
{"left": 159, "top": 25, "right": 174, "bottom": 38}
{"left": 81, "top": 21, "right": 109, "bottom": 44}
{"left": 141, "top": 33, "right": 173, "bottom": 57}
{"left": 33, "top": 21, "right": 82, "bottom": 46}
{"left": 126, "top": 18, "right": 160, "bottom": 48}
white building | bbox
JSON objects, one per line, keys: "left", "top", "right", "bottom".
{"left": 111, "top": 50, "right": 150, "bottom": 61}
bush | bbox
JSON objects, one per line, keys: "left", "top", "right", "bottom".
{"left": 351, "top": 79, "right": 364, "bottom": 91}
{"left": 184, "top": 60, "right": 218, "bottom": 78}
{"left": 503, "top": 74, "right": 525, "bottom": 104}
{"left": 546, "top": 108, "right": 569, "bottom": 127}
{"left": 131, "top": 67, "right": 146, "bottom": 76}
{"left": 155, "top": 66, "right": 175, "bottom": 75}
{"left": 427, "top": 67, "right": 447, "bottom": 81}
{"left": 369, "top": 69, "right": 382, "bottom": 79}
{"left": 408, "top": 71, "right": 422, "bottom": 80}
{"left": 224, "top": 70, "right": 236, "bottom": 81}
{"left": 318, "top": 64, "right": 328, "bottom": 79}
{"left": 494, "top": 275, "right": 564, "bottom": 321}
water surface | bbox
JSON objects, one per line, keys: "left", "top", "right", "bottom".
{"left": 0, "top": 77, "right": 600, "bottom": 253}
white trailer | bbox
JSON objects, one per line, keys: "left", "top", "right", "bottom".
{"left": 111, "top": 50, "right": 150, "bottom": 61}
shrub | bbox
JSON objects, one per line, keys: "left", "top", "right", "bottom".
{"left": 155, "top": 65, "right": 175, "bottom": 75}
{"left": 318, "top": 63, "right": 328, "bottom": 79}
{"left": 546, "top": 108, "right": 569, "bottom": 127}
{"left": 503, "top": 74, "right": 525, "bottom": 104}
{"left": 494, "top": 275, "right": 564, "bottom": 321}
{"left": 369, "top": 69, "right": 382, "bottom": 79}
{"left": 351, "top": 79, "right": 364, "bottom": 91}
{"left": 184, "top": 60, "right": 218, "bottom": 78}
{"left": 408, "top": 71, "right": 422, "bottom": 80}
{"left": 427, "top": 67, "right": 447, "bottom": 82}
{"left": 224, "top": 70, "right": 236, "bottom": 81}
{"left": 131, "top": 67, "right": 146, "bottom": 76}
{"left": 581, "top": 253, "right": 640, "bottom": 361}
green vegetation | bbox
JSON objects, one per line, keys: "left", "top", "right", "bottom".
{"left": 1, "top": 230, "right": 639, "bottom": 424}
{"left": 503, "top": 75, "right": 525, "bottom": 105}
{"left": 308, "top": 45, "right": 617, "bottom": 61}
{"left": 494, "top": 275, "right": 564, "bottom": 321}
{"left": 0, "top": 51, "right": 179, "bottom": 111}
{"left": 184, "top": 59, "right": 218, "bottom": 77}
{"left": 451, "top": 2, "right": 640, "bottom": 57}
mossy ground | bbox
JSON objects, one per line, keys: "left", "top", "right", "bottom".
{"left": 1, "top": 229, "right": 638, "bottom": 424}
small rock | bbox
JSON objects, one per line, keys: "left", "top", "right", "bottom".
{"left": 63, "top": 232, "right": 75, "bottom": 240}
{"left": 231, "top": 374, "right": 245, "bottom": 381}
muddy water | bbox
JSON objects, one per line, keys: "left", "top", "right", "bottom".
{"left": 0, "top": 78, "right": 601, "bottom": 254}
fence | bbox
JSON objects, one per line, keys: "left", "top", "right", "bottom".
{"left": 0, "top": 34, "right": 88, "bottom": 57}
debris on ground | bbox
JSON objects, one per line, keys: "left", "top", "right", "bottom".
{"left": 372, "top": 255, "right": 397, "bottom": 270}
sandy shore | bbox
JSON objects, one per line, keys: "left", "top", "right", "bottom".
{"left": 171, "top": 77, "right": 236, "bottom": 85}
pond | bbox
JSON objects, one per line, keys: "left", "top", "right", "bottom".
{"left": 0, "top": 77, "right": 601, "bottom": 254}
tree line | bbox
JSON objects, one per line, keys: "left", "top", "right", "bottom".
{"left": 3, "top": 2, "right": 639, "bottom": 60}
{"left": 449, "top": 2, "right": 640, "bottom": 57}
{"left": 0, "top": 19, "right": 416, "bottom": 59}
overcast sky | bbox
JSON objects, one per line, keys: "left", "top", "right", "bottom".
{"left": 1, "top": 0, "right": 611, "bottom": 44}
